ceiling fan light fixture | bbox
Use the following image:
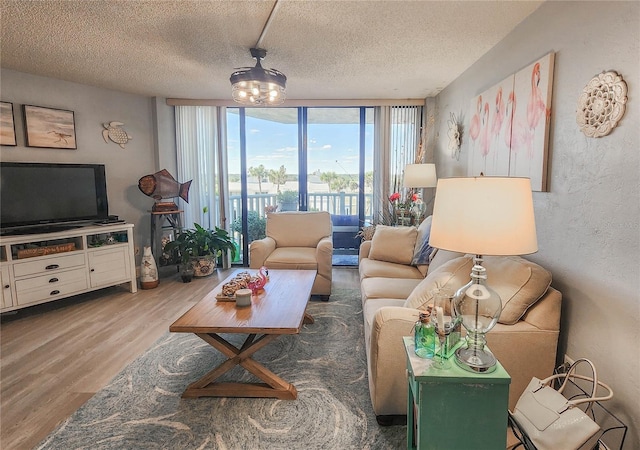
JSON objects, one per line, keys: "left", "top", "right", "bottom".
{"left": 230, "top": 48, "right": 286, "bottom": 106}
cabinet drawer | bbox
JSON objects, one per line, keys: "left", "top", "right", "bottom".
{"left": 13, "top": 253, "right": 86, "bottom": 277}
{"left": 16, "top": 278, "right": 88, "bottom": 305}
{"left": 15, "top": 268, "right": 87, "bottom": 292}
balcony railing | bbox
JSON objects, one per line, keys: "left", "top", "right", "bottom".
{"left": 229, "top": 192, "right": 372, "bottom": 221}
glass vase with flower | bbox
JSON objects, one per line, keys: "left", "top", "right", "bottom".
{"left": 389, "top": 191, "right": 418, "bottom": 226}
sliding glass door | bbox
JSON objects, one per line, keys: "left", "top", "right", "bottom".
{"left": 227, "top": 106, "right": 374, "bottom": 264}
{"left": 306, "top": 108, "right": 374, "bottom": 252}
{"left": 227, "top": 108, "right": 298, "bottom": 264}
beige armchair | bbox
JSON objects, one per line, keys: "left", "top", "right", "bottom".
{"left": 249, "top": 211, "right": 333, "bottom": 299}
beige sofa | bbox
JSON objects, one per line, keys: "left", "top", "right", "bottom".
{"left": 250, "top": 211, "right": 333, "bottom": 298}
{"left": 359, "top": 222, "right": 562, "bottom": 422}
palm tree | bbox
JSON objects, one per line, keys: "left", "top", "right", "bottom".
{"left": 268, "top": 165, "right": 288, "bottom": 192}
{"left": 319, "top": 171, "right": 339, "bottom": 192}
{"left": 248, "top": 164, "right": 267, "bottom": 193}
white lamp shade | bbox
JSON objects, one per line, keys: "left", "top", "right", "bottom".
{"left": 403, "top": 164, "right": 437, "bottom": 188}
{"left": 429, "top": 177, "right": 538, "bottom": 256}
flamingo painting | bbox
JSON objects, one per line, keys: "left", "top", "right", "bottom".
{"left": 490, "top": 82, "right": 513, "bottom": 176}
{"left": 479, "top": 102, "right": 491, "bottom": 164}
{"left": 469, "top": 95, "right": 482, "bottom": 143}
{"left": 526, "top": 62, "right": 550, "bottom": 134}
{"left": 491, "top": 87, "right": 505, "bottom": 139}
{"left": 506, "top": 90, "right": 533, "bottom": 171}
{"left": 508, "top": 52, "right": 555, "bottom": 191}
{"left": 468, "top": 52, "right": 554, "bottom": 191}
{"left": 468, "top": 77, "right": 513, "bottom": 177}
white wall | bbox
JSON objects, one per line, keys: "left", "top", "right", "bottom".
{"left": 433, "top": 2, "right": 639, "bottom": 446}
{"left": 0, "top": 68, "right": 159, "bottom": 254}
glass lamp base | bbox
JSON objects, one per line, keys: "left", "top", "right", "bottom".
{"left": 454, "top": 346, "right": 497, "bottom": 373}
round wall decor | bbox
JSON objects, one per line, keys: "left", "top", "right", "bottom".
{"left": 576, "top": 71, "right": 627, "bottom": 138}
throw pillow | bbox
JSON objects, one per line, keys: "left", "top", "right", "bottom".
{"left": 483, "top": 255, "right": 552, "bottom": 325}
{"left": 404, "top": 255, "right": 473, "bottom": 310}
{"left": 405, "top": 255, "right": 552, "bottom": 325}
{"left": 411, "top": 216, "right": 435, "bottom": 265}
{"left": 369, "top": 224, "right": 418, "bottom": 265}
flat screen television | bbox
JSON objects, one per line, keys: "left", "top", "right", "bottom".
{"left": 0, "top": 162, "right": 109, "bottom": 234}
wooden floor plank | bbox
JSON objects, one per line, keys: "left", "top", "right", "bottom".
{"left": 0, "top": 267, "right": 358, "bottom": 449}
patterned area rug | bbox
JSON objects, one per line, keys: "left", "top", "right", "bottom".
{"left": 38, "top": 289, "right": 406, "bottom": 449}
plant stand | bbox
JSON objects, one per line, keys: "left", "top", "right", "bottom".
{"left": 150, "top": 210, "right": 183, "bottom": 270}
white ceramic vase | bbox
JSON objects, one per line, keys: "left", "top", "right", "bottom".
{"left": 140, "top": 246, "right": 159, "bottom": 289}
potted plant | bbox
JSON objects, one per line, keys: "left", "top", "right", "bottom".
{"left": 231, "top": 210, "right": 266, "bottom": 244}
{"left": 277, "top": 190, "right": 298, "bottom": 211}
{"left": 165, "top": 223, "right": 236, "bottom": 278}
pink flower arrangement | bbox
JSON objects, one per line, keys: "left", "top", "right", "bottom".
{"left": 389, "top": 191, "right": 418, "bottom": 210}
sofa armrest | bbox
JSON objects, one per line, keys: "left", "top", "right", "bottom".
{"left": 316, "top": 236, "right": 333, "bottom": 280}
{"left": 249, "top": 236, "right": 276, "bottom": 268}
{"left": 359, "top": 240, "right": 372, "bottom": 263}
{"left": 369, "top": 306, "right": 420, "bottom": 415}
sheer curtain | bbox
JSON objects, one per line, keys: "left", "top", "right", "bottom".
{"left": 174, "top": 106, "right": 221, "bottom": 229}
{"left": 373, "top": 105, "right": 423, "bottom": 223}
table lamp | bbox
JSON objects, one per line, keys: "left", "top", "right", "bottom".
{"left": 403, "top": 164, "right": 437, "bottom": 220}
{"left": 428, "top": 177, "right": 538, "bottom": 372}
{"left": 403, "top": 163, "right": 437, "bottom": 189}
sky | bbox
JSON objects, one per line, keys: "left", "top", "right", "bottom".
{"left": 226, "top": 113, "right": 374, "bottom": 177}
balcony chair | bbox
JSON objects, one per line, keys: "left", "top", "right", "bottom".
{"left": 249, "top": 211, "right": 333, "bottom": 300}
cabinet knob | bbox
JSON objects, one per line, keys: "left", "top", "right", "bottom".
{"left": 49, "top": 278, "right": 59, "bottom": 283}
{"left": 3, "top": 285, "right": 9, "bottom": 289}
{"left": 50, "top": 290, "right": 60, "bottom": 296}
{"left": 90, "top": 268, "right": 95, "bottom": 272}
{"left": 45, "top": 264, "right": 60, "bottom": 270}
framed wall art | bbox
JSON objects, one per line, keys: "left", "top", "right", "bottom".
{"left": 466, "top": 52, "right": 555, "bottom": 192}
{"left": 23, "top": 104, "right": 77, "bottom": 149}
{"left": 467, "top": 75, "right": 514, "bottom": 177}
{"left": 0, "top": 101, "right": 17, "bottom": 146}
{"left": 509, "top": 52, "right": 555, "bottom": 191}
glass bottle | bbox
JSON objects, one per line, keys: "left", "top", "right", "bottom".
{"left": 414, "top": 312, "right": 435, "bottom": 358}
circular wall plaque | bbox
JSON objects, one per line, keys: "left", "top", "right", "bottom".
{"left": 576, "top": 71, "right": 627, "bottom": 138}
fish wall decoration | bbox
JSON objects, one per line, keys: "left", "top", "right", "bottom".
{"left": 138, "top": 169, "right": 192, "bottom": 211}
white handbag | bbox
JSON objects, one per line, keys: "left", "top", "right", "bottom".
{"left": 510, "top": 358, "right": 613, "bottom": 450}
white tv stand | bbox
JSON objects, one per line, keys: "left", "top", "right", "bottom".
{"left": 1, "top": 223, "right": 137, "bottom": 313}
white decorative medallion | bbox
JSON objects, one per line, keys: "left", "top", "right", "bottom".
{"left": 577, "top": 71, "right": 627, "bottom": 138}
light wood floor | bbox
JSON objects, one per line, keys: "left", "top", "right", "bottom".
{"left": 0, "top": 267, "right": 360, "bottom": 450}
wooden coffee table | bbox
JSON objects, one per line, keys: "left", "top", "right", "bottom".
{"left": 169, "top": 269, "right": 316, "bottom": 400}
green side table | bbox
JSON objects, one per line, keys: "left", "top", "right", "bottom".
{"left": 404, "top": 336, "right": 511, "bottom": 450}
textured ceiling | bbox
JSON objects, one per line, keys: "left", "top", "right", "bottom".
{"left": 0, "top": 0, "right": 543, "bottom": 101}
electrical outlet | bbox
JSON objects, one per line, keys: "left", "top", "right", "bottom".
{"left": 564, "top": 354, "right": 575, "bottom": 366}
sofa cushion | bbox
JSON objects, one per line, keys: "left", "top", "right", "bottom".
{"left": 369, "top": 225, "right": 417, "bottom": 265}
{"left": 266, "top": 211, "right": 331, "bottom": 247}
{"left": 485, "top": 256, "right": 553, "bottom": 325}
{"left": 362, "top": 277, "right": 422, "bottom": 302}
{"left": 264, "top": 247, "right": 318, "bottom": 270}
{"left": 359, "top": 258, "right": 424, "bottom": 280}
{"left": 405, "top": 255, "right": 553, "bottom": 325}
